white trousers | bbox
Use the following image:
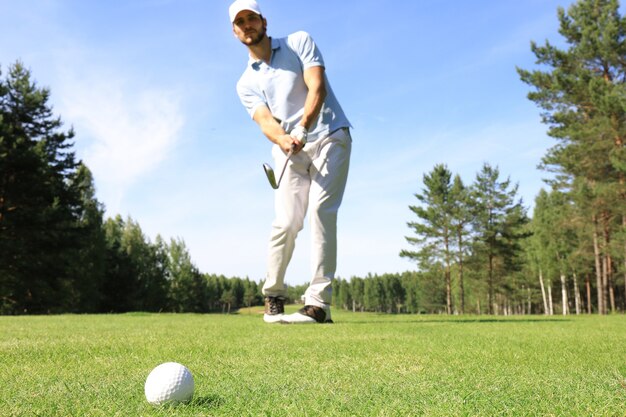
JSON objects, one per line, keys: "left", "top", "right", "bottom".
{"left": 262, "top": 128, "right": 352, "bottom": 308}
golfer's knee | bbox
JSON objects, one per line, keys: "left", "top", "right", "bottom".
{"left": 272, "top": 218, "right": 303, "bottom": 237}
{"left": 312, "top": 204, "right": 338, "bottom": 224}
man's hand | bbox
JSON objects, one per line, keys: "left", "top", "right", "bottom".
{"left": 277, "top": 133, "right": 301, "bottom": 154}
{"left": 289, "top": 125, "right": 307, "bottom": 153}
{"left": 252, "top": 105, "right": 307, "bottom": 154}
{"left": 276, "top": 125, "right": 307, "bottom": 154}
{"left": 290, "top": 125, "right": 308, "bottom": 144}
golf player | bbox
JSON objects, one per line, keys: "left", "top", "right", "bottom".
{"left": 230, "top": 0, "right": 352, "bottom": 323}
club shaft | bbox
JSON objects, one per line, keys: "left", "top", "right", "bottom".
{"left": 275, "top": 148, "right": 293, "bottom": 188}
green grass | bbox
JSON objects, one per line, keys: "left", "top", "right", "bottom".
{"left": 1, "top": 308, "right": 625, "bottom": 416}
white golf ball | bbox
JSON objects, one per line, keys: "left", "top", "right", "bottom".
{"left": 144, "top": 362, "right": 194, "bottom": 405}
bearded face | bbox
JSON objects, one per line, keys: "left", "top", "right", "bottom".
{"left": 233, "top": 12, "right": 267, "bottom": 47}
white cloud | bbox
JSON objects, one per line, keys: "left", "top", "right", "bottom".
{"left": 58, "top": 73, "right": 184, "bottom": 213}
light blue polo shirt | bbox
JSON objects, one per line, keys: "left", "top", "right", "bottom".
{"left": 236, "top": 31, "right": 351, "bottom": 143}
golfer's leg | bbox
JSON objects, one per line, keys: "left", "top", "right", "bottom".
{"left": 263, "top": 145, "right": 310, "bottom": 297}
{"left": 305, "top": 129, "right": 352, "bottom": 307}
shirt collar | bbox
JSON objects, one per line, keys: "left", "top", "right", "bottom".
{"left": 249, "top": 37, "right": 281, "bottom": 69}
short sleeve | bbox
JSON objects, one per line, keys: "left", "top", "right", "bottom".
{"left": 236, "top": 76, "right": 266, "bottom": 119}
{"left": 287, "top": 31, "right": 325, "bottom": 70}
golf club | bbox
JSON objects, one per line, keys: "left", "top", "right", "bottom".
{"left": 263, "top": 145, "right": 295, "bottom": 189}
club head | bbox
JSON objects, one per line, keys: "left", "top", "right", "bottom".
{"left": 263, "top": 163, "right": 278, "bottom": 189}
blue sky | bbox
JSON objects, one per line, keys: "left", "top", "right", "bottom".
{"left": 1, "top": 0, "right": 588, "bottom": 284}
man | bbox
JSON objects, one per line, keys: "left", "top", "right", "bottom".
{"left": 230, "top": 0, "right": 352, "bottom": 324}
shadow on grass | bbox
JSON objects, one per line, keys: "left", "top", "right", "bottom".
{"left": 342, "top": 317, "right": 573, "bottom": 325}
{"left": 146, "top": 396, "right": 223, "bottom": 414}
{"left": 190, "top": 395, "right": 223, "bottom": 408}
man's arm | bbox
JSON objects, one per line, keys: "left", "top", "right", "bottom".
{"left": 252, "top": 105, "right": 301, "bottom": 153}
{"left": 252, "top": 66, "right": 327, "bottom": 153}
{"left": 299, "top": 66, "right": 327, "bottom": 130}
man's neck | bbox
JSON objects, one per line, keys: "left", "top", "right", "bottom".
{"left": 248, "top": 35, "right": 272, "bottom": 63}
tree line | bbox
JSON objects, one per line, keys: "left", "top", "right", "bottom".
{"left": 397, "top": 0, "right": 626, "bottom": 315}
{"left": 400, "top": 163, "right": 531, "bottom": 315}
{"left": 518, "top": 0, "right": 626, "bottom": 315}
{"left": 0, "top": 62, "right": 274, "bottom": 314}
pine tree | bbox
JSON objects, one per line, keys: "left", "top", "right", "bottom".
{"left": 350, "top": 277, "right": 364, "bottom": 312}
{"left": 450, "top": 174, "right": 473, "bottom": 314}
{"left": 243, "top": 278, "right": 260, "bottom": 308}
{"left": 532, "top": 189, "right": 582, "bottom": 315}
{"left": 101, "top": 216, "right": 139, "bottom": 312}
{"left": 64, "top": 164, "right": 106, "bottom": 312}
{"left": 400, "top": 271, "right": 421, "bottom": 314}
{"left": 0, "top": 62, "right": 82, "bottom": 313}
{"left": 167, "top": 237, "right": 206, "bottom": 312}
{"left": 401, "top": 164, "right": 455, "bottom": 314}
{"left": 529, "top": 190, "right": 554, "bottom": 314}
{"left": 470, "top": 163, "right": 528, "bottom": 314}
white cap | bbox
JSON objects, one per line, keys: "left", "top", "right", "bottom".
{"left": 229, "top": 0, "right": 262, "bottom": 23}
